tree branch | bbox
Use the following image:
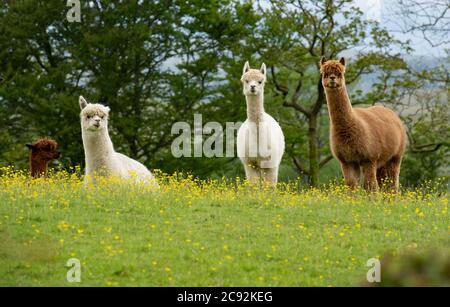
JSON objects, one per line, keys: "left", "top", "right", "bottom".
{"left": 271, "top": 65, "right": 311, "bottom": 116}
{"left": 409, "top": 142, "right": 449, "bottom": 153}
{"left": 292, "top": 156, "right": 310, "bottom": 175}
{"left": 319, "top": 154, "right": 334, "bottom": 168}
{"left": 270, "top": 65, "right": 289, "bottom": 97}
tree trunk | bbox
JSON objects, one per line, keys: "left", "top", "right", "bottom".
{"left": 308, "top": 114, "right": 320, "bottom": 186}
{"left": 307, "top": 76, "right": 325, "bottom": 186}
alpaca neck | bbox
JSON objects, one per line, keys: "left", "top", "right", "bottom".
{"left": 246, "top": 94, "right": 265, "bottom": 123}
{"left": 29, "top": 155, "right": 48, "bottom": 178}
{"left": 82, "top": 128, "right": 115, "bottom": 165}
{"left": 325, "top": 84, "right": 355, "bottom": 130}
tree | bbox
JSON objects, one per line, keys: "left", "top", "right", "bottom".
{"left": 383, "top": 0, "right": 450, "bottom": 183}
{"left": 0, "top": 0, "right": 259, "bottom": 176}
{"left": 0, "top": 1, "right": 80, "bottom": 169}
{"left": 392, "top": 0, "right": 450, "bottom": 47}
{"left": 155, "top": 0, "right": 260, "bottom": 177}
{"left": 256, "top": 0, "right": 409, "bottom": 185}
{"left": 0, "top": 0, "right": 446, "bottom": 186}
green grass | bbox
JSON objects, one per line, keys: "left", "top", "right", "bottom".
{"left": 0, "top": 171, "right": 448, "bottom": 286}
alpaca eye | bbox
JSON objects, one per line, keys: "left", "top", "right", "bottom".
{"left": 87, "top": 115, "right": 92, "bottom": 119}
{"left": 258, "top": 81, "right": 262, "bottom": 84}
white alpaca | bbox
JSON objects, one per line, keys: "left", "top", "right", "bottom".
{"left": 237, "top": 62, "right": 285, "bottom": 184}
{"left": 79, "top": 96, "right": 158, "bottom": 187}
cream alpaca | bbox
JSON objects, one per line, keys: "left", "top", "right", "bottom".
{"left": 237, "top": 62, "right": 285, "bottom": 184}
{"left": 79, "top": 96, "right": 158, "bottom": 187}
{"left": 320, "top": 57, "right": 406, "bottom": 191}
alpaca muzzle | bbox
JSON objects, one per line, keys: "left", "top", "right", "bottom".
{"left": 327, "top": 81, "right": 339, "bottom": 88}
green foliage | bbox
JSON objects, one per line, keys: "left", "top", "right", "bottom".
{"left": 0, "top": 0, "right": 447, "bottom": 186}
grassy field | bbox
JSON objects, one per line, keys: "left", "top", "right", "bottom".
{"left": 0, "top": 168, "right": 448, "bottom": 286}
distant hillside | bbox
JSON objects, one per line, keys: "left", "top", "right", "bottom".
{"left": 353, "top": 55, "right": 446, "bottom": 92}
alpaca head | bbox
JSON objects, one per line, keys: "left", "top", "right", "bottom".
{"left": 79, "top": 96, "right": 110, "bottom": 133}
{"left": 26, "top": 138, "right": 60, "bottom": 161}
{"left": 241, "top": 61, "right": 267, "bottom": 96}
{"left": 320, "top": 57, "right": 346, "bottom": 90}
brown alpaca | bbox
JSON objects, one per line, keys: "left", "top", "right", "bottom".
{"left": 320, "top": 57, "right": 406, "bottom": 191}
{"left": 26, "top": 139, "right": 61, "bottom": 178}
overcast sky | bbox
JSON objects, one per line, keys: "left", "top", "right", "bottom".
{"left": 354, "top": 0, "right": 448, "bottom": 56}
{"left": 354, "top": 0, "right": 382, "bottom": 22}
{"left": 257, "top": 0, "right": 447, "bottom": 56}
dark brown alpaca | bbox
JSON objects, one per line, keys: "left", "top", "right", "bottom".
{"left": 26, "top": 139, "right": 61, "bottom": 178}
{"left": 320, "top": 57, "right": 406, "bottom": 191}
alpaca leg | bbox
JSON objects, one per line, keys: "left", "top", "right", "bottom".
{"left": 341, "top": 162, "right": 360, "bottom": 189}
{"left": 377, "top": 166, "right": 389, "bottom": 190}
{"left": 244, "top": 163, "right": 260, "bottom": 185}
{"left": 261, "top": 167, "right": 278, "bottom": 186}
{"left": 387, "top": 157, "right": 402, "bottom": 192}
{"left": 362, "top": 162, "right": 379, "bottom": 192}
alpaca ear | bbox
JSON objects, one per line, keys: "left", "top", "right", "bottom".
{"left": 320, "top": 56, "right": 327, "bottom": 66}
{"left": 339, "top": 57, "right": 346, "bottom": 66}
{"left": 105, "top": 106, "right": 111, "bottom": 113}
{"left": 260, "top": 63, "right": 267, "bottom": 76}
{"left": 26, "top": 144, "right": 34, "bottom": 150}
{"left": 79, "top": 96, "right": 88, "bottom": 110}
{"left": 243, "top": 61, "right": 250, "bottom": 75}
{"left": 260, "top": 63, "right": 267, "bottom": 82}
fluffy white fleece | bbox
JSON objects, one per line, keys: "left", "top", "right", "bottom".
{"left": 237, "top": 62, "right": 285, "bottom": 184}
{"left": 79, "top": 96, "right": 158, "bottom": 187}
